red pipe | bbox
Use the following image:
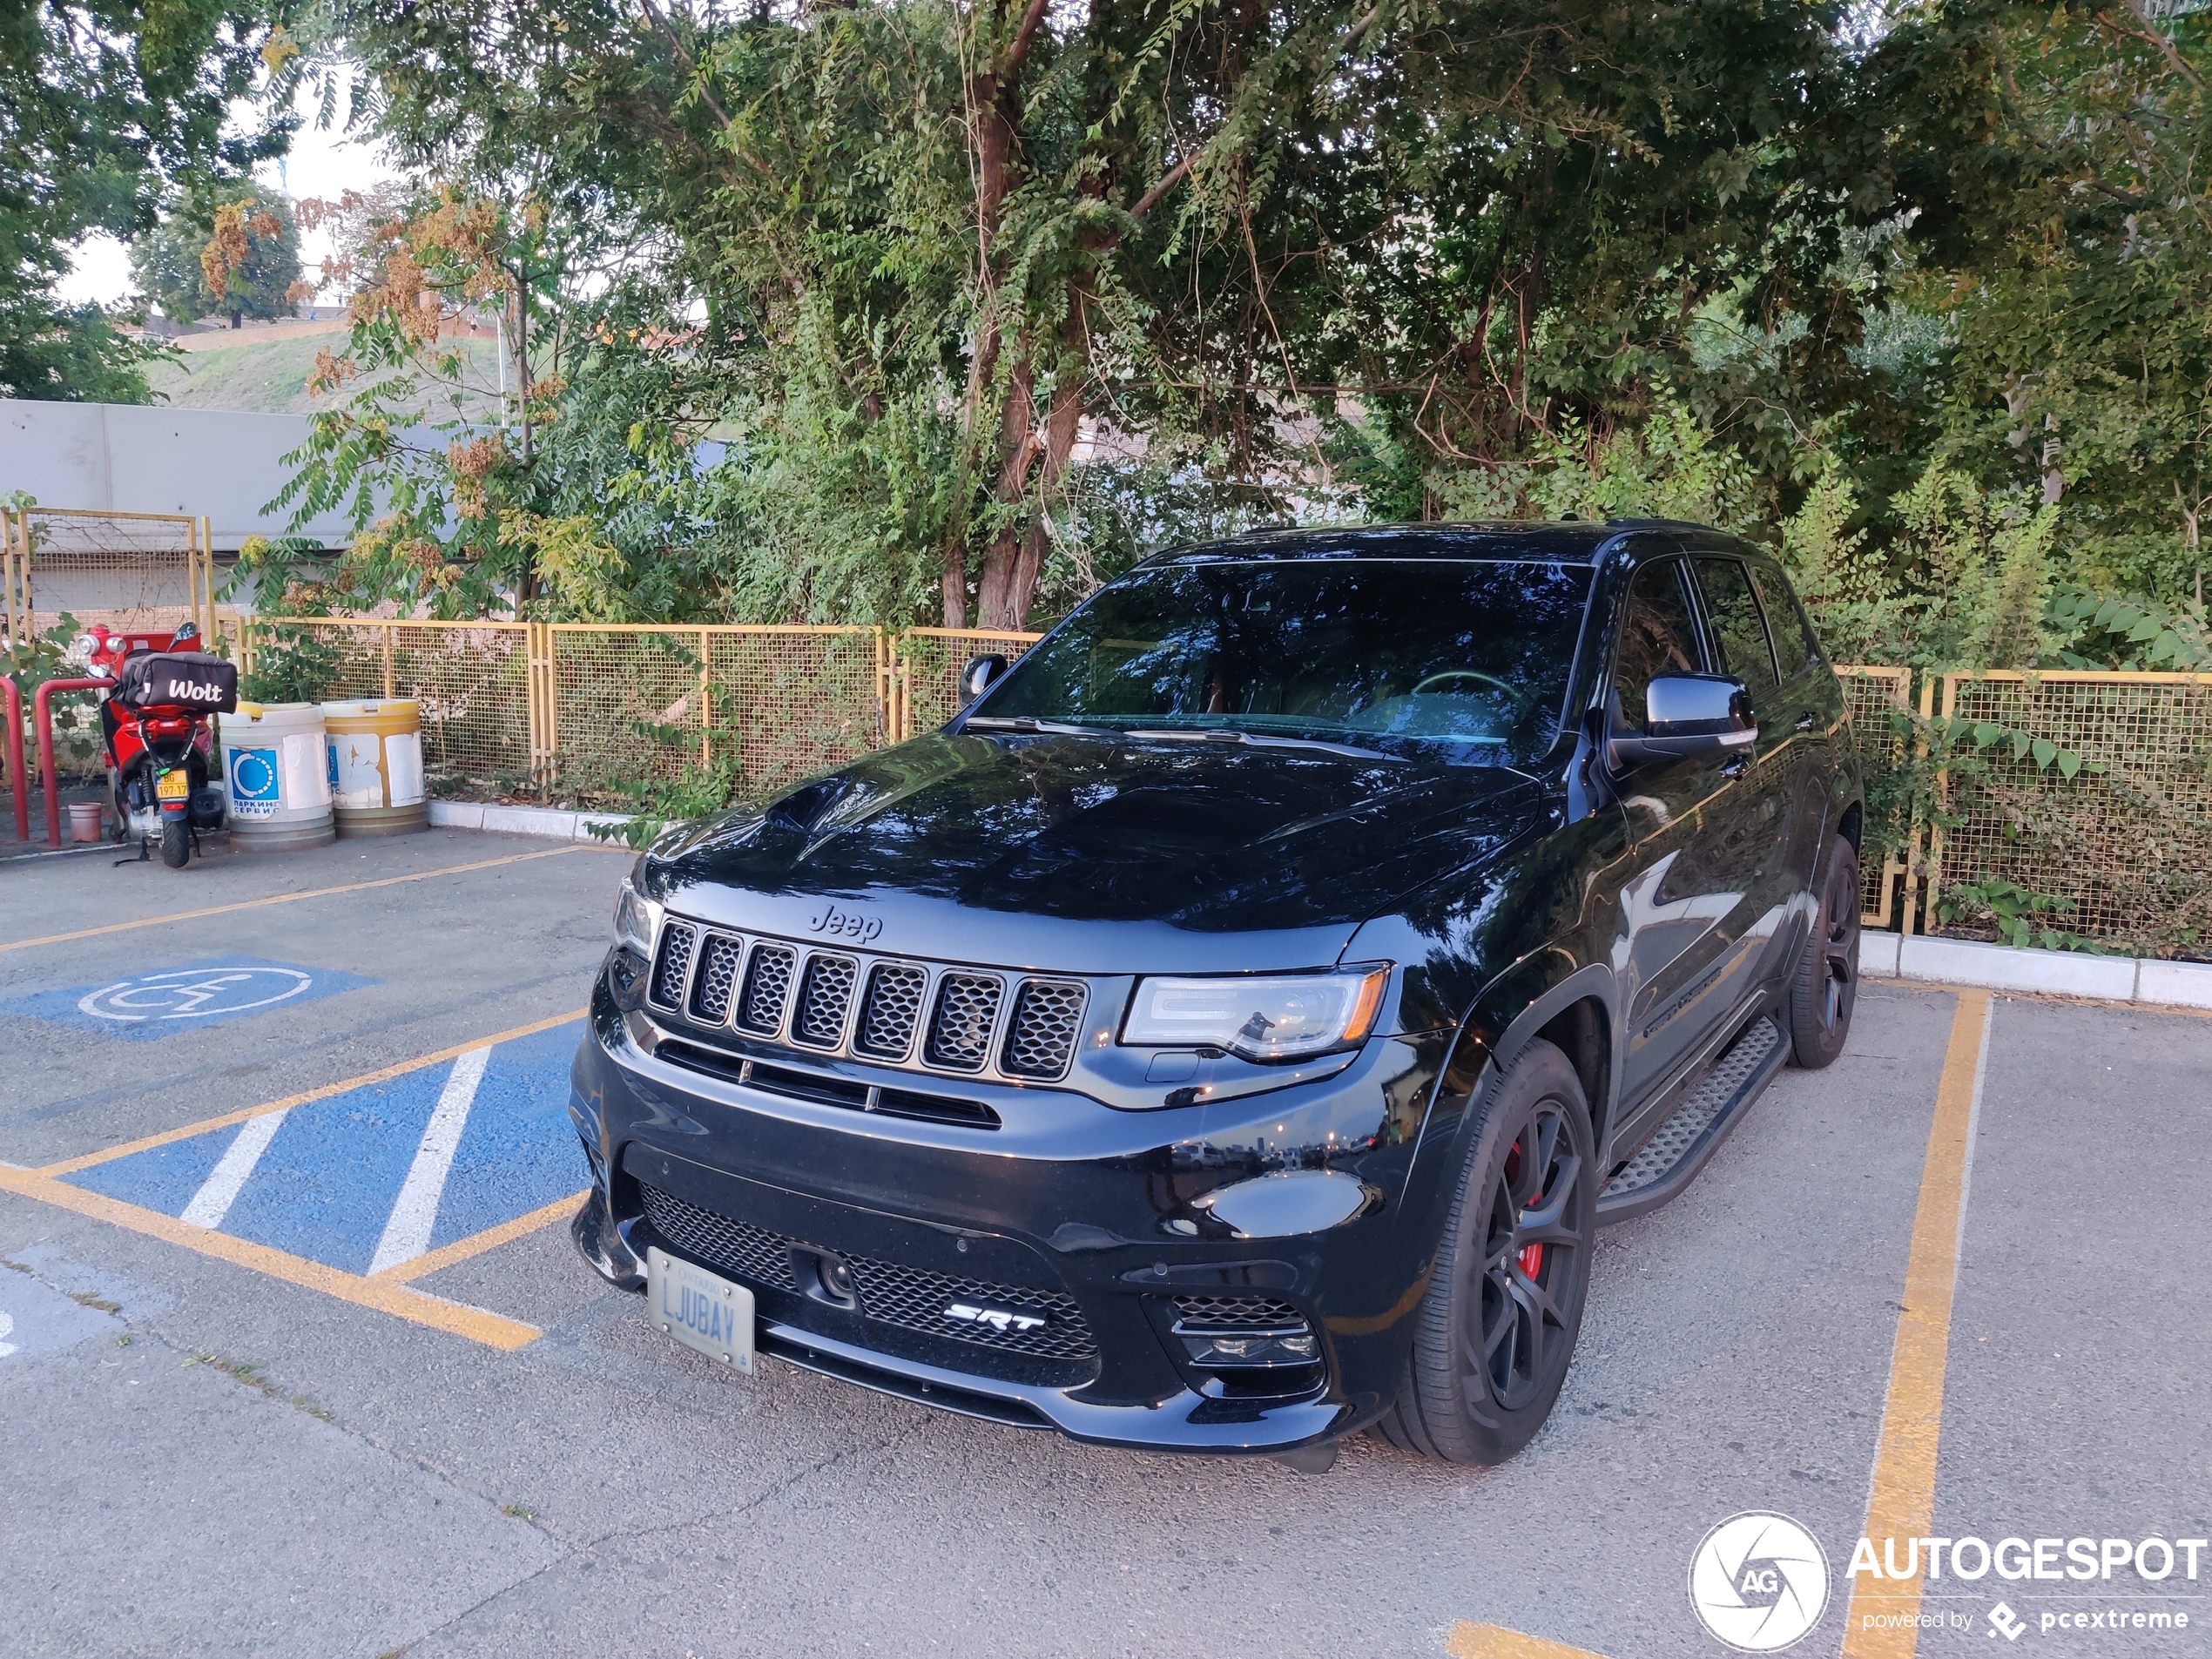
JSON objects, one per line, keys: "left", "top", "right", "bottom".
{"left": 3, "top": 676, "right": 24, "bottom": 845}
{"left": 34, "top": 678, "right": 107, "bottom": 848}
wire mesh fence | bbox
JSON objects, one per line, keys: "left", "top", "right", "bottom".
{"left": 1930, "top": 671, "right": 2212, "bottom": 957}
{"left": 890, "top": 628, "right": 1044, "bottom": 739}
{"left": 3, "top": 508, "right": 214, "bottom": 647}
{"left": 191, "top": 620, "right": 2212, "bottom": 957}
{"left": 540, "top": 626, "right": 884, "bottom": 805}
{"left": 1838, "top": 666, "right": 1915, "bottom": 927}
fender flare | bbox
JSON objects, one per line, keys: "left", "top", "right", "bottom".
{"left": 1405, "top": 953, "right": 1621, "bottom": 1211}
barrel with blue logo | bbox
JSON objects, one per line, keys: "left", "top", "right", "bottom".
{"left": 219, "top": 701, "right": 337, "bottom": 852}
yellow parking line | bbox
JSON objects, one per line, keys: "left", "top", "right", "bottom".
{"left": 1445, "top": 1622, "right": 1608, "bottom": 1658}
{"left": 1839, "top": 988, "right": 1993, "bottom": 1657}
{"left": 37, "top": 1008, "right": 587, "bottom": 1177}
{"left": 0, "top": 845, "right": 583, "bottom": 954}
{"left": 373, "top": 1190, "right": 586, "bottom": 1284}
{"left": 0, "top": 1163, "right": 542, "bottom": 1351}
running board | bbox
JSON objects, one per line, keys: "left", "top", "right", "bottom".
{"left": 1596, "top": 1015, "right": 1789, "bottom": 1225}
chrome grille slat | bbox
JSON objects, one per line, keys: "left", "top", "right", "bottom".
{"left": 1002, "top": 980, "right": 1086, "bottom": 1080}
{"left": 738, "top": 943, "right": 797, "bottom": 1035}
{"left": 649, "top": 922, "right": 697, "bottom": 1009}
{"left": 687, "top": 933, "right": 745, "bottom": 1025}
{"left": 653, "top": 916, "right": 1096, "bottom": 1090}
{"left": 927, "top": 973, "right": 1004, "bottom": 1072}
{"left": 856, "top": 962, "right": 927, "bottom": 1060}
{"left": 792, "top": 954, "right": 859, "bottom": 1048}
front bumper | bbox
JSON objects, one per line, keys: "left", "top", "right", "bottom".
{"left": 570, "top": 960, "right": 1453, "bottom": 1454}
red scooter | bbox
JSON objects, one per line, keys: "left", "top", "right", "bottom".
{"left": 79, "top": 623, "right": 238, "bottom": 867}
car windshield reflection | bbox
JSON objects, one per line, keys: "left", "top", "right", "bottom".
{"left": 971, "top": 557, "right": 1591, "bottom": 764}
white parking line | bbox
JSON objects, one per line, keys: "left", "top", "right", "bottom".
{"left": 179, "top": 1110, "right": 291, "bottom": 1231}
{"left": 367, "top": 1046, "right": 491, "bottom": 1276}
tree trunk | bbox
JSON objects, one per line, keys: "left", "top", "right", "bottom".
{"left": 976, "top": 292, "right": 1088, "bottom": 629}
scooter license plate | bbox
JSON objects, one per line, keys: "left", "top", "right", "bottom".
{"left": 155, "top": 770, "right": 191, "bottom": 802}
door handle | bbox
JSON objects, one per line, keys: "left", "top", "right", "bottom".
{"left": 1793, "top": 710, "right": 1817, "bottom": 733}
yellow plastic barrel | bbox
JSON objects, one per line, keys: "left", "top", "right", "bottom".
{"left": 323, "top": 698, "right": 429, "bottom": 837}
{"left": 221, "top": 702, "right": 337, "bottom": 852}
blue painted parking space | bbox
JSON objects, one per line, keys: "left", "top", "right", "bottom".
{"left": 2, "top": 955, "right": 378, "bottom": 1041}
{"left": 60, "top": 1020, "right": 587, "bottom": 1277}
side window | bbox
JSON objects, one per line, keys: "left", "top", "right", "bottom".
{"left": 1751, "top": 567, "right": 1819, "bottom": 679}
{"left": 1694, "top": 558, "right": 1779, "bottom": 699}
{"left": 1612, "top": 561, "right": 1703, "bottom": 731}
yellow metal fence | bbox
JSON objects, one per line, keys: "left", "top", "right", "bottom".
{"left": 215, "top": 622, "right": 2212, "bottom": 955}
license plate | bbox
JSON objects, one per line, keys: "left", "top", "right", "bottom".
{"left": 646, "top": 1245, "right": 755, "bottom": 1371}
{"left": 155, "top": 770, "right": 191, "bottom": 801}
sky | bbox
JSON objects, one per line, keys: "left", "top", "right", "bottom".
{"left": 57, "top": 90, "right": 398, "bottom": 313}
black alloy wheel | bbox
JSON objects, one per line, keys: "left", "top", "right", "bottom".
{"left": 1375, "top": 1037, "right": 1595, "bottom": 1464}
{"left": 1788, "top": 833, "right": 1861, "bottom": 1069}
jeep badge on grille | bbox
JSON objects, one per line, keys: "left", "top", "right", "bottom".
{"left": 943, "top": 1301, "right": 1048, "bottom": 1333}
{"left": 807, "top": 902, "right": 883, "bottom": 943}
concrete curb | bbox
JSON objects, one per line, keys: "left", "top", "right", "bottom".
{"left": 428, "top": 799, "right": 639, "bottom": 846}
{"left": 1886, "top": 932, "right": 2212, "bottom": 1012}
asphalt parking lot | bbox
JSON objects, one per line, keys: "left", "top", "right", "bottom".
{"left": 2, "top": 831, "right": 2206, "bottom": 1658}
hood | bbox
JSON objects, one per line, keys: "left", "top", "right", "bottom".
{"left": 645, "top": 732, "right": 1546, "bottom": 974}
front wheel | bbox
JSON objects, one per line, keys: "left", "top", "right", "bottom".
{"left": 1374, "top": 1037, "right": 1595, "bottom": 1464}
{"left": 159, "top": 817, "right": 191, "bottom": 869}
{"left": 1788, "top": 833, "right": 1861, "bottom": 1068}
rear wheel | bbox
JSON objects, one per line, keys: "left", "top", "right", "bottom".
{"left": 1788, "top": 833, "right": 1860, "bottom": 1068}
{"left": 1374, "top": 1038, "right": 1594, "bottom": 1464}
{"left": 159, "top": 817, "right": 191, "bottom": 868}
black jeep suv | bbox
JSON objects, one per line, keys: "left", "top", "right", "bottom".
{"left": 570, "top": 522, "right": 1864, "bottom": 1464}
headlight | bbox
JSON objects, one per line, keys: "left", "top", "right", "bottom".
{"left": 1120, "top": 968, "right": 1389, "bottom": 1062}
{"left": 611, "top": 879, "right": 659, "bottom": 954}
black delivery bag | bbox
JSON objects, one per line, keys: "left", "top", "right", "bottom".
{"left": 113, "top": 651, "right": 239, "bottom": 714}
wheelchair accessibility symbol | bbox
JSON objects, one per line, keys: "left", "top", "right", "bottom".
{"left": 78, "top": 967, "right": 315, "bottom": 1023}
{"left": 3, "top": 955, "right": 379, "bottom": 1042}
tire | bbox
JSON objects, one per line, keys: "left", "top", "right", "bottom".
{"left": 1788, "top": 833, "right": 1861, "bottom": 1069}
{"left": 159, "top": 817, "right": 191, "bottom": 869}
{"left": 1374, "top": 1037, "right": 1595, "bottom": 1464}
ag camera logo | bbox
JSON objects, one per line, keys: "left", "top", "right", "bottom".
{"left": 1689, "top": 1512, "right": 1831, "bottom": 1651}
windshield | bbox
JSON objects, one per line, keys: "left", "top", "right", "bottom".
{"left": 972, "top": 557, "right": 1591, "bottom": 762}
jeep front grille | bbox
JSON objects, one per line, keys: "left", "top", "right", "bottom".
{"left": 1002, "top": 981, "right": 1086, "bottom": 1078}
{"left": 650, "top": 922, "right": 697, "bottom": 1009}
{"left": 738, "top": 944, "right": 796, "bottom": 1035}
{"left": 855, "top": 963, "right": 927, "bottom": 1060}
{"left": 650, "top": 917, "right": 1091, "bottom": 1088}
{"left": 927, "top": 973, "right": 1003, "bottom": 1071}
{"left": 688, "top": 934, "right": 744, "bottom": 1025}
{"left": 792, "top": 954, "right": 857, "bottom": 1048}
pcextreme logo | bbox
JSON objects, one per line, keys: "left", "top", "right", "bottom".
{"left": 1689, "top": 1513, "right": 1831, "bottom": 1652}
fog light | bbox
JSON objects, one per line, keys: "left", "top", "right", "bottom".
{"left": 1180, "top": 1330, "right": 1317, "bottom": 1369}
{"left": 814, "top": 1254, "right": 856, "bottom": 1305}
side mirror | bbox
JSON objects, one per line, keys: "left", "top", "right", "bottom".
{"left": 1610, "top": 674, "right": 1756, "bottom": 769}
{"left": 961, "top": 654, "right": 1008, "bottom": 702}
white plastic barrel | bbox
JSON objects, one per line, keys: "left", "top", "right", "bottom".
{"left": 323, "top": 698, "right": 428, "bottom": 837}
{"left": 220, "top": 701, "right": 337, "bottom": 852}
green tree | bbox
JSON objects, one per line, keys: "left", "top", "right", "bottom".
{"left": 131, "top": 181, "right": 303, "bottom": 327}
{"left": 0, "top": 0, "right": 300, "bottom": 398}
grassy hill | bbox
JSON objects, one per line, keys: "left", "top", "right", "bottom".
{"left": 144, "top": 329, "right": 504, "bottom": 421}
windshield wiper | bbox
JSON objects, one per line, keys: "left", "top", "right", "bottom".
{"left": 1123, "top": 728, "right": 1406, "bottom": 764}
{"left": 962, "top": 715, "right": 1120, "bottom": 738}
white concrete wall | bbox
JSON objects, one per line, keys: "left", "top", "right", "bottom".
{"left": 0, "top": 401, "right": 357, "bottom": 550}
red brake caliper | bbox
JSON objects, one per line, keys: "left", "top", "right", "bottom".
{"left": 1512, "top": 1136, "right": 1543, "bottom": 1278}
